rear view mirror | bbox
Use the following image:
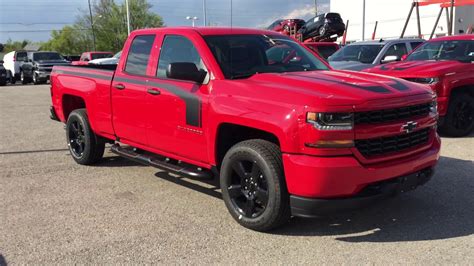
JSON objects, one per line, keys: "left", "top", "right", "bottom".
{"left": 167, "top": 62, "right": 207, "bottom": 83}
{"left": 381, "top": 55, "right": 399, "bottom": 64}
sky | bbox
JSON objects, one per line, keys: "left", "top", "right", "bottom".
{"left": 0, "top": 0, "right": 330, "bottom": 43}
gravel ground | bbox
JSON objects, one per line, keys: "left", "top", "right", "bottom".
{"left": 1, "top": 84, "right": 473, "bottom": 264}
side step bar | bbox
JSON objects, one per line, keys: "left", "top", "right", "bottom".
{"left": 110, "top": 144, "right": 214, "bottom": 179}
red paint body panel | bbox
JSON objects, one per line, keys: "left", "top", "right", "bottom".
{"left": 51, "top": 27, "right": 441, "bottom": 199}
{"left": 364, "top": 35, "right": 474, "bottom": 117}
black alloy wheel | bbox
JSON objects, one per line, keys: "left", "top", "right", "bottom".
{"left": 68, "top": 120, "right": 86, "bottom": 158}
{"left": 227, "top": 159, "right": 269, "bottom": 218}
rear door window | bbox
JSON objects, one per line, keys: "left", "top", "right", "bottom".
{"left": 125, "top": 34, "right": 155, "bottom": 76}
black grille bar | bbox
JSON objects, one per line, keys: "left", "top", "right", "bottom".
{"left": 355, "top": 103, "right": 431, "bottom": 124}
{"left": 355, "top": 128, "right": 430, "bottom": 157}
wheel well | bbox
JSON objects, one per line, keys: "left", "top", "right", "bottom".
{"left": 62, "top": 95, "right": 86, "bottom": 119}
{"left": 451, "top": 85, "right": 474, "bottom": 98}
{"left": 215, "top": 123, "right": 280, "bottom": 169}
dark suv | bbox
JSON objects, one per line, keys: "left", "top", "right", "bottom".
{"left": 267, "top": 19, "right": 306, "bottom": 34}
{"left": 22, "top": 51, "right": 70, "bottom": 84}
{"left": 298, "top": 13, "right": 345, "bottom": 40}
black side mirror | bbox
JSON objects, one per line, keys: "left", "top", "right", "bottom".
{"left": 166, "top": 62, "right": 207, "bottom": 83}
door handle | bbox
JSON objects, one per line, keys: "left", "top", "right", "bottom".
{"left": 147, "top": 88, "right": 161, "bottom": 95}
{"left": 114, "top": 83, "right": 125, "bottom": 90}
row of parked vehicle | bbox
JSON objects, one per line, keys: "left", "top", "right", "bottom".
{"left": 0, "top": 50, "right": 121, "bottom": 86}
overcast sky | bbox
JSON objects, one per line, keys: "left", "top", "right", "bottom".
{"left": 0, "top": 0, "right": 330, "bottom": 43}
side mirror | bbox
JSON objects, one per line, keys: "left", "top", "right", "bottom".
{"left": 167, "top": 62, "right": 207, "bottom": 83}
{"left": 401, "top": 54, "right": 408, "bottom": 61}
{"left": 381, "top": 55, "right": 399, "bottom": 64}
{"left": 0, "top": 60, "right": 4, "bottom": 64}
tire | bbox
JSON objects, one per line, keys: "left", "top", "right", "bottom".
{"left": 66, "top": 109, "right": 105, "bottom": 165}
{"left": 220, "top": 139, "right": 290, "bottom": 231}
{"left": 318, "top": 26, "right": 327, "bottom": 37}
{"left": 20, "top": 70, "right": 29, "bottom": 84}
{"left": 32, "top": 73, "right": 41, "bottom": 85}
{"left": 439, "top": 92, "right": 474, "bottom": 137}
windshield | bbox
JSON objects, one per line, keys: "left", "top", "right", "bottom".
{"left": 33, "top": 52, "right": 64, "bottom": 61}
{"left": 204, "top": 34, "right": 329, "bottom": 79}
{"left": 329, "top": 44, "right": 384, "bottom": 63}
{"left": 91, "top": 53, "right": 113, "bottom": 60}
{"left": 407, "top": 40, "right": 474, "bottom": 62}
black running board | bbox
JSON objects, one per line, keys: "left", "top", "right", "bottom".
{"left": 110, "top": 144, "right": 214, "bottom": 179}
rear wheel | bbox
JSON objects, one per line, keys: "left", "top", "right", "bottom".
{"left": 220, "top": 139, "right": 290, "bottom": 231}
{"left": 66, "top": 109, "right": 105, "bottom": 165}
{"left": 439, "top": 92, "right": 474, "bottom": 137}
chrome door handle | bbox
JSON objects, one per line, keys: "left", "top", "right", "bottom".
{"left": 114, "top": 83, "right": 125, "bottom": 90}
{"left": 147, "top": 88, "right": 161, "bottom": 95}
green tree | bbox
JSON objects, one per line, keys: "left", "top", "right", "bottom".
{"left": 2, "top": 39, "right": 30, "bottom": 53}
{"left": 44, "top": 0, "right": 163, "bottom": 54}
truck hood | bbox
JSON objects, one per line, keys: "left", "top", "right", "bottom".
{"left": 232, "top": 70, "right": 432, "bottom": 107}
{"left": 329, "top": 61, "right": 373, "bottom": 71}
{"left": 364, "top": 60, "right": 464, "bottom": 77}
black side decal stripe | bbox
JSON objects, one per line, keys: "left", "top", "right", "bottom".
{"left": 288, "top": 74, "right": 392, "bottom": 93}
{"left": 53, "top": 69, "right": 113, "bottom": 81}
{"left": 113, "top": 77, "right": 202, "bottom": 127}
{"left": 389, "top": 79, "right": 410, "bottom": 91}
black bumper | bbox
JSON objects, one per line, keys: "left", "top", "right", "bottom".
{"left": 290, "top": 167, "right": 434, "bottom": 218}
{"left": 49, "top": 106, "right": 60, "bottom": 122}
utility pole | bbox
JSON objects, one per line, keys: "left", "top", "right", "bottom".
{"left": 203, "top": 0, "right": 207, "bottom": 26}
{"left": 362, "top": 0, "right": 366, "bottom": 40}
{"left": 88, "top": 0, "right": 96, "bottom": 51}
{"left": 314, "top": 0, "right": 317, "bottom": 16}
{"left": 125, "top": 0, "right": 131, "bottom": 35}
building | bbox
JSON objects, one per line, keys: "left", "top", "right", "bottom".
{"left": 330, "top": 0, "right": 474, "bottom": 41}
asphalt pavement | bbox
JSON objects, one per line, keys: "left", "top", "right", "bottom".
{"left": 1, "top": 84, "right": 473, "bottom": 264}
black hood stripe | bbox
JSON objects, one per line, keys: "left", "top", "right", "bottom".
{"left": 288, "top": 73, "right": 392, "bottom": 93}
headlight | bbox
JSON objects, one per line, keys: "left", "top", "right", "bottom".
{"left": 405, "top": 77, "right": 439, "bottom": 84}
{"left": 307, "top": 112, "right": 353, "bottom": 130}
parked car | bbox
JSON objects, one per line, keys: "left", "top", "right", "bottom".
{"left": 0, "top": 60, "right": 7, "bottom": 86}
{"left": 298, "top": 13, "right": 345, "bottom": 40}
{"left": 364, "top": 34, "right": 474, "bottom": 136}
{"left": 267, "top": 19, "right": 306, "bottom": 34}
{"left": 63, "top": 55, "right": 81, "bottom": 62}
{"left": 304, "top": 42, "right": 339, "bottom": 60}
{"left": 329, "top": 38, "right": 425, "bottom": 71}
{"left": 88, "top": 51, "right": 121, "bottom": 65}
{"left": 71, "top": 51, "right": 113, "bottom": 65}
{"left": 50, "top": 27, "right": 440, "bottom": 231}
{"left": 21, "top": 51, "right": 70, "bottom": 84}
{"left": 2, "top": 50, "right": 28, "bottom": 83}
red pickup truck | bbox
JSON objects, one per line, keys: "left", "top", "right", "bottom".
{"left": 50, "top": 27, "right": 440, "bottom": 231}
{"left": 365, "top": 35, "right": 474, "bottom": 136}
{"left": 71, "top": 51, "right": 113, "bottom": 66}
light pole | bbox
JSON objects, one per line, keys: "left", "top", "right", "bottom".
{"left": 88, "top": 0, "right": 96, "bottom": 51}
{"left": 362, "top": 0, "right": 366, "bottom": 40}
{"left": 186, "top": 16, "right": 199, "bottom": 27}
{"left": 203, "top": 0, "right": 207, "bottom": 26}
{"left": 125, "top": 0, "right": 131, "bottom": 35}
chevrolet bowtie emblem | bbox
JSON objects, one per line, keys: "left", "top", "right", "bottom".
{"left": 401, "top": 121, "right": 418, "bottom": 134}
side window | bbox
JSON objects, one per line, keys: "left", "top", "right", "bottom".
{"left": 384, "top": 43, "right": 408, "bottom": 59}
{"left": 16, "top": 52, "right": 27, "bottom": 61}
{"left": 410, "top": 42, "right": 424, "bottom": 50}
{"left": 157, "top": 35, "right": 206, "bottom": 79}
{"left": 125, "top": 34, "right": 155, "bottom": 76}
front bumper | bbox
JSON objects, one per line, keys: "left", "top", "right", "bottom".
{"left": 283, "top": 134, "right": 440, "bottom": 215}
{"left": 290, "top": 167, "right": 434, "bottom": 217}
{"left": 35, "top": 70, "right": 51, "bottom": 80}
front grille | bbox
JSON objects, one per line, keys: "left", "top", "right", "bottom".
{"left": 355, "top": 103, "right": 431, "bottom": 124}
{"left": 355, "top": 128, "right": 430, "bottom": 157}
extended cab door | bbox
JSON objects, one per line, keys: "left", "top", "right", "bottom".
{"left": 145, "top": 34, "right": 209, "bottom": 163}
{"left": 111, "top": 34, "right": 157, "bottom": 145}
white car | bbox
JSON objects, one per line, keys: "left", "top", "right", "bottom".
{"left": 88, "top": 51, "right": 121, "bottom": 65}
{"left": 2, "top": 50, "right": 28, "bottom": 83}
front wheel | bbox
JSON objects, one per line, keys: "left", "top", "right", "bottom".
{"left": 66, "top": 109, "right": 105, "bottom": 165}
{"left": 20, "top": 70, "right": 29, "bottom": 84}
{"left": 318, "top": 26, "right": 327, "bottom": 37}
{"left": 220, "top": 139, "right": 290, "bottom": 231}
{"left": 439, "top": 92, "right": 474, "bottom": 137}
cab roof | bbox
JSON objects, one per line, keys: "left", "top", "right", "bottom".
{"left": 133, "top": 27, "right": 285, "bottom": 36}
{"left": 428, "top": 34, "right": 474, "bottom": 42}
